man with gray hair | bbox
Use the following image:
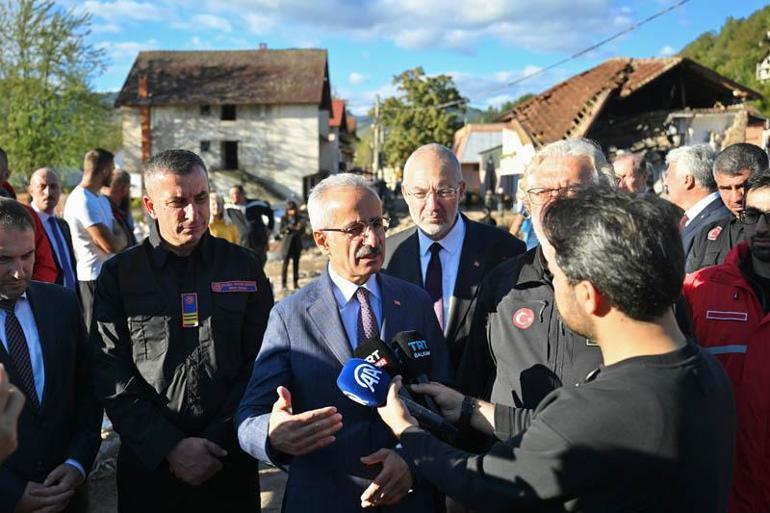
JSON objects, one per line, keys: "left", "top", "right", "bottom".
{"left": 237, "top": 173, "right": 452, "bottom": 513}
{"left": 664, "top": 144, "right": 729, "bottom": 254}
{"left": 459, "top": 138, "right": 612, "bottom": 405}
{"left": 91, "top": 149, "right": 273, "bottom": 512}
{"left": 686, "top": 143, "right": 769, "bottom": 273}
{"left": 612, "top": 151, "right": 649, "bottom": 195}
{"left": 384, "top": 143, "right": 524, "bottom": 372}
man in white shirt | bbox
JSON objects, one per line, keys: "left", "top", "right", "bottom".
{"left": 664, "top": 144, "right": 730, "bottom": 253}
{"left": 28, "top": 168, "right": 78, "bottom": 293}
{"left": 0, "top": 198, "right": 101, "bottom": 513}
{"left": 63, "top": 149, "right": 127, "bottom": 329}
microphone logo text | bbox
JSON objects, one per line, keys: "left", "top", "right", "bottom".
{"left": 354, "top": 364, "right": 382, "bottom": 392}
{"left": 407, "top": 339, "right": 430, "bottom": 358}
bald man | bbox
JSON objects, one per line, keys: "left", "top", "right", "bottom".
{"left": 28, "top": 168, "right": 78, "bottom": 293}
{"left": 383, "top": 143, "right": 525, "bottom": 371}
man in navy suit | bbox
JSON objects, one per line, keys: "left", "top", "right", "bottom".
{"left": 664, "top": 144, "right": 730, "bottom": 254}
{"left": 237, "top": 173, "right": 453, "bottom": 513}
{"left": 0, "top": 198, "right": 101, "bottom": 513}
{"left": 28, "top": 168, "right": 78, "bottom": 293}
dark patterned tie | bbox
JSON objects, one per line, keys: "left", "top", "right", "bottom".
{"left": 425, "top": 242, "right": 444, "bottom": 330}
{"left": 0, "top": 299, "right": 39, "bottom": 410}
{"left": 356, "top": 287, "right": 378, "bottom": 347}
{"left": 679, "top": 214, "right": 689, "bottom": 232}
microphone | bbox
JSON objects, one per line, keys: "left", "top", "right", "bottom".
{"left": 353, "top": 338, "right": 403, "bottom": 378}
{"left": 337, "top": 359, "right": 458, "bottom": 436}
{"left": 391, "top": 330, "right": 441, "bottom": 414}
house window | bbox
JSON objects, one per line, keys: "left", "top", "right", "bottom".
{"left": 200, "top": 141, "right": 211, "bottom": 153}
{"left": 221, "top": 104, "right": 236, "bottom": 120}
{"left": 200, "top": 104, "right": 211, "bottom": 116}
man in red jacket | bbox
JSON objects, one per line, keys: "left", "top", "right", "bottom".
{"left": 683, "top": 172, "right": 770, "bottom": 513}
{"left": 0, "top": 148, "right": 57, "bottom": 283}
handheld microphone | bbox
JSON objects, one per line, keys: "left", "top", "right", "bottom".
{"left": 337, "top": 359, "right": 458, "bottom": 436}
{"left": 391, "top": 330, "right": 441, "bottom": 414}
{"left": 353, "top": 338, "right": 403, "bottom": 377}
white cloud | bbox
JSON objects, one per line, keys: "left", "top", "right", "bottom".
{"left": 79, "top": 0, "right": 168, "bottom": 22}
{"left": 244, "top": 12, "right": 274, "bottom": 34}
{"left": 97, "top": 39, "right": 159, "bottom": 61}
{"left": 191, "top": 14, "right": 232, "bottom": 32}
{"left": 349, "top": 72, "right": 369, "bottom": 85}
{"left": 659, "top": 44, "right": 676, "bottom": 57}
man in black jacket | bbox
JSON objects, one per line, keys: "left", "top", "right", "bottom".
{"left": 228, "top": 185, "right": 274, "bottom": 268}
{"left": 377, "top": 186, "right": 735, "bottom": 513}
{"left": 0, "top": 198, "right": 101, "bottom": 513}
{"left": 686, "top": 143, "right": 768, "bottom": 273}
{"left": 384, "top": 143, "right": 525, "bottom": 371}
{"left": 91, "top": 150, "right": 273, "bottom": 512}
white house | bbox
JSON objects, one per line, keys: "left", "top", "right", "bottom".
{"left": 115, "top": 48, "right": 335, "bottom": 198}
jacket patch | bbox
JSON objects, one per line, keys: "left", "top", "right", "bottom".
{"left": 211, "top": 280, "right": 258, "bottom": 293}
{"left": 513, "top": 308, "right": 535, "bottom": 329}
{"left": 707, "top": 226, "right": 723, "bottom": 241}
{"left": 705, "top": 310, "right": 748, "bottom": 322}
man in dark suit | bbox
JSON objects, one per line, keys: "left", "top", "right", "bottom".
{"left": 0, "top": 198, "right": 101, "bottom": 513}
{"left": 28, "top": 168, "right": 78, "bottom": 293}
{"left": 664, "top": 144, "right": 730, "bottom": 254}
{"left": 237, "top": 173, "right": 452, "bottom": 513}
{"left": 384, "top": 144, "right": 525, "bottom": 370}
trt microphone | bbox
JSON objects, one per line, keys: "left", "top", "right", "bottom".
{"left": 391, "top": 330, "right": 441, "bottom": 414}
{"left": 336, "top": 359, "right": 458, "bottom": 436}
{"left": 353, "top": 338, "right": 403, "bottom": 377}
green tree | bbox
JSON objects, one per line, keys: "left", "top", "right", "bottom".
{"left": 376, "top": 67, "right": 466, "bottom": 169}
{"left": 0, "top": 0, "right": 119, "bottom": 182}
{"left": 476, "top": 93, "right": 535, "bottom": 122}
{"left": 679, "top": 5, "right": 770, "bottom": 114}
{"left": 354, "top": 128, "right": 373, "bottom": 169}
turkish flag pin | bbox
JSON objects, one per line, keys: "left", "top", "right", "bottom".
{"left": 513, "top": 307, "right": 535, "bottom": 329}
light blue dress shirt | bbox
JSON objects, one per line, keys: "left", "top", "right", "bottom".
{"left": 328, "top": 265, "right": 383, "bottom": 348}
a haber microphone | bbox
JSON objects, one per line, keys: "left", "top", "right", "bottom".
{"left": 337, "top": 359, "right": 458, "bottom": 436}
{"left": 391, "top": 330, "right": 441, "bottom": 414}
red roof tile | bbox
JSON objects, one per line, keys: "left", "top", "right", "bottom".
{"left": 330, "top": 99, "right": 346, "bottom": 128}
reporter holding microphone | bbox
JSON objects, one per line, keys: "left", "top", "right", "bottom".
{"left": 376, "top": 187, "right": 735, "bottom": 512}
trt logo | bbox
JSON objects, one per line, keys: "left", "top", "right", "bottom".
{"left": 407, "top": 339, "right": 428, "bottom": 353}
{"left": 364, "top": 350, "right": 381, "bottom": 364}
{"left": 354, "top": 364, "right": 382, "bottom": 392}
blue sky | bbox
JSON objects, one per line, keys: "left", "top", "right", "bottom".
{"left": 64, "top": 0, "right": 769, "bottom": 115}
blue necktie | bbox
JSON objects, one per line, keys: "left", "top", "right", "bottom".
{"left": 47, "top": 217, "right": 76, "bottom": 291}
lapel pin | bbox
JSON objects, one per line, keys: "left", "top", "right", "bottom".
{"left": 393, "top": 300, "right": 401, "bottom": 306}
{"left": 473, "top": 261, "right": 480, "bottom": 268}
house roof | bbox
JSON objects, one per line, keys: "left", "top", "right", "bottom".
{"left": 115, "top": 49, "right": 332, "bottom": 110}
{"left": 453, "top": 124, "right": 506, "bottom": 164}
{"left": 330, "top": 99, "right": 347, "bottom": 128}
{"left": 500, "top": 57, "right": 762, "bottom": 147}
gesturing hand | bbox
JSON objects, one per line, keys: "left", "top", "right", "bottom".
{"left": 360, "top": 448, "right": 413, "bottom": 508}
{"left": 167, "top": 437, "right": 227, "bottom": 486}
{"left": 267, "top": 386, "right": 343, "bottom": 456}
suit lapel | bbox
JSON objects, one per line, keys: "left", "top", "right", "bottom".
{"left": 307, "top": 272, "right": 353, "bottom": 366}
{"left": 446, "top": 217, "right": 484, "bottom": 340}
{"left": 378, "top": 274, "right": 405, "bottom": 345}
{"left": 397, "top": 229, "right": 423, "bottom": 287}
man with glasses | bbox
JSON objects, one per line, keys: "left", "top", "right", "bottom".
{"left": 459, "top": 139, "right": 613, "bottom": 407}
{"left": 237, "top": 173, "right": 452, "bottom": 513}
{"left": 683, "top": 173, "right": 770, "bottom": 513}
{"left": 384, "top": 144, "right": 525, "bottom": 371}
{"left": 686, "top": 143, "right": 768, "bottom": 273}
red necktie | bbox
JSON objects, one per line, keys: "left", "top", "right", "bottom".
{"left": 679, "top": 214, "right": 689, "bottom": 231}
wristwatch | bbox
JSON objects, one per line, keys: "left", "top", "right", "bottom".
{"left": 458, "top": 395, "right": 477, "bottom": 432}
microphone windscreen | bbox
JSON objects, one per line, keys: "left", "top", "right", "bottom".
{"left": 353, "top": 338, "right": 404, "bottom": 377}
{"left": 391, "top": 330, "right": 432, "bottom": 377}
{"left": 336, "top": 358, "right": 392, "bottom": 407}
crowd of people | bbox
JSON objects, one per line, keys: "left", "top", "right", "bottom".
{"left": 0, "top": 137, "right": 766, "bottom": 513}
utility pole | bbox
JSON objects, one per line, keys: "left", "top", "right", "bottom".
{"left": 372, "top": 95, "right": 381, "bottom": 180}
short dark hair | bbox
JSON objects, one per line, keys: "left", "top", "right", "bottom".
{"left": 745, "top": 173, "right": 770, "bottom": 203}
{"left": 110, "top": 169, "right": 132, "bottom": 188}
{"left": 144, "top": 149, "right": 207, "bottom": 183}
{"left": 83, "top": 148, "right": 114, "bottom": 177}
{"left": 714, "top": 143, "right": 769, "bottom": 178}
{"left": 0, "top": 198, "right": 35, "bottom": 232}
{"left": 542, "top": 186, "right": 684, "bottom": 321}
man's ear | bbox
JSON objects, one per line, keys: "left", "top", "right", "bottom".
{"left": 143, "top": 195, "right": 158, "bottom": 219}
{"left": 683, "top": 173, "right": 696, "bottom": 190}
{"left": 313, "top": 230, "right": 330, "bottom": 256}
{"left": 574, "top": 280, "right": 606, "bottom": 317}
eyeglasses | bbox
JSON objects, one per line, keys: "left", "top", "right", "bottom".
{"left": 405, "top": 186, "right": 460, "bottom": 200}
{"left": 526, "top": 185, "right": 583, "bottom": 205}
{"left": 739, "top": 208, "right": 770, "bottom": 225}
{"left": 319, "top": 217, "right": 390, "bottom": 238}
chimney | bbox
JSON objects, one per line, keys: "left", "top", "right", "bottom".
{"left": 138, "top": 75, "right": 149, "bottom": 98}
{"left": 258, "top": 43, "right": 267, "bottom": 51}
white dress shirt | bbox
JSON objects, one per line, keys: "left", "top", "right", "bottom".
{"left": 0, "top": 292, "right": 85, "bottom": 476}
{"left": 684, "top": 192, "right": 720, "bottom": 227}
{"left": 328, "top": 265, "right": 383, "bottom": 348}
{"left": 417, "top": 214, "right": 466, "bottom": 331}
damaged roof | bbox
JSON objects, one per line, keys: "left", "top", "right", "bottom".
{"left": 499, "top": 57, "right": 762, "bottom": 147}
{"left": 115, "top": 49, "right": 332, "bottom": 110}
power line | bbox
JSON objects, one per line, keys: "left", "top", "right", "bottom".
{"left": 480, "top": 0, "right": 691, "bottom": 99}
